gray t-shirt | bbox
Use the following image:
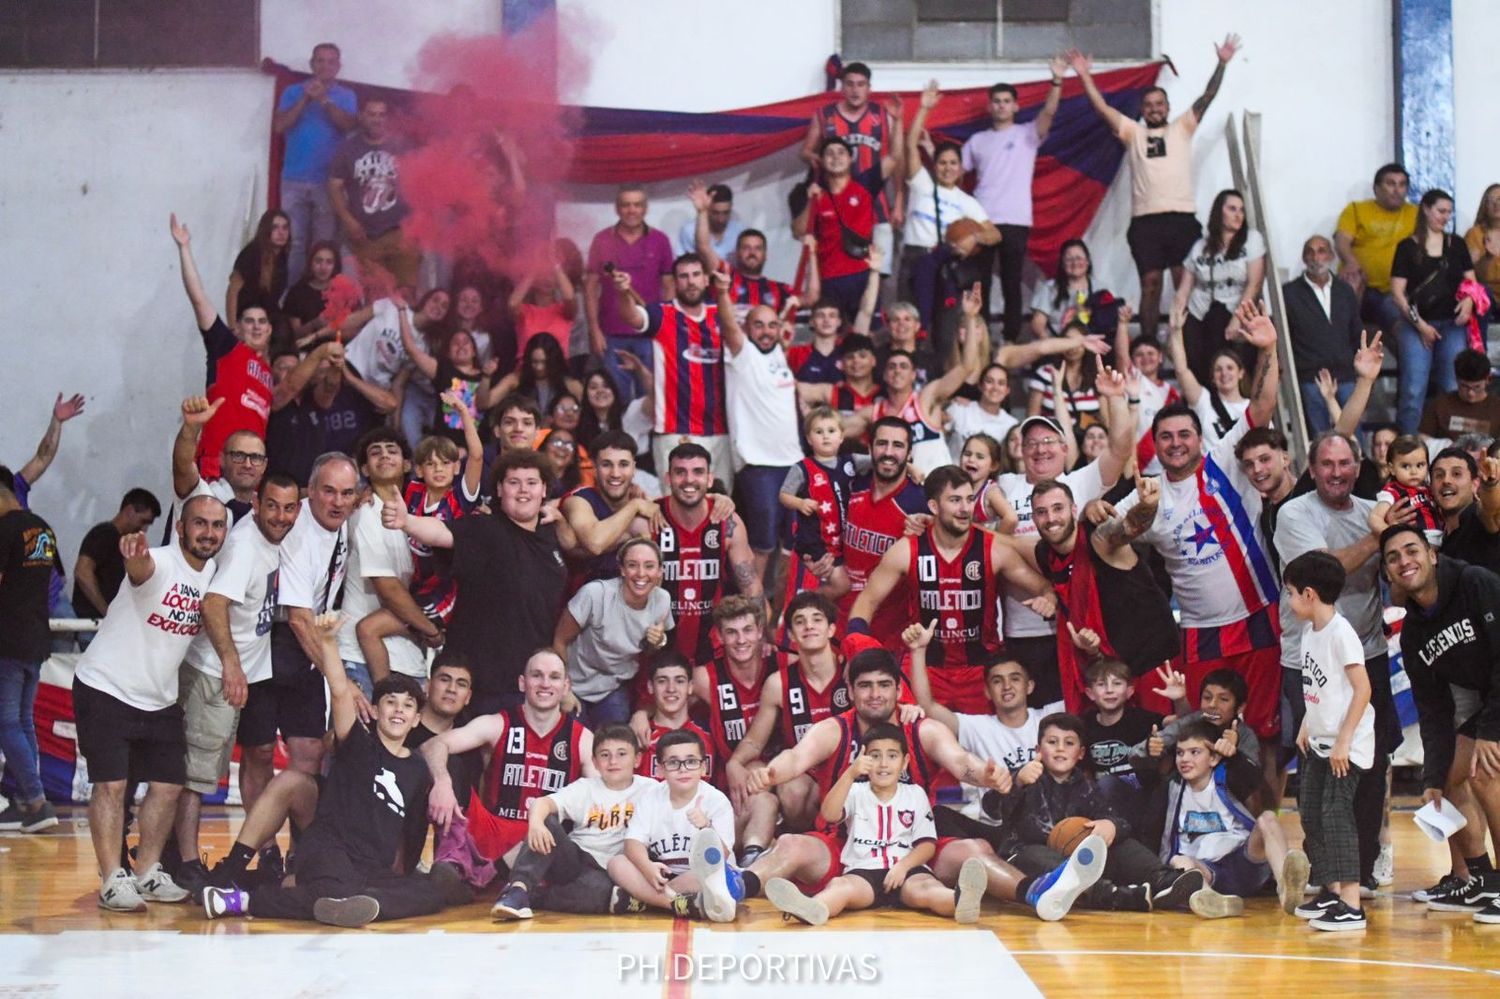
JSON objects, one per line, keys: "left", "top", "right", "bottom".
{"left": 565, "top": 577, "right": 673, "bottom": 700}
{"left": 1273, "top": 490, "right": 1384, "bottom": 668}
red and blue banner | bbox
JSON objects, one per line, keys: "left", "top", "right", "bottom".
{"left": 261, "top": 58, "right": 1164, "bottom": 275}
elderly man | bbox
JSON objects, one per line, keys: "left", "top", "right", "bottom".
{"left": 1283, "top": 236, "right": 1365, "bottom": 435}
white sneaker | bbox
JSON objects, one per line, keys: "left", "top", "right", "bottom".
{"left": 689, "top": 828, "right": 737, "bottom": 923}
{"left": 99, "top": 868, "right": 146, "bottom": 912}
{"left": 1373, "top": 843, "right": 1394, "bottom": 887}
{"left": 136, "top": 863, "right": 190, "bottom": 903}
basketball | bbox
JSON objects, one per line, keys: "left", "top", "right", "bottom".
{"left": 945, "top": 217, "right": 985, "bottom": 253}
{"left": 1047, "top": 816, "right": 1093, "bottom": 855}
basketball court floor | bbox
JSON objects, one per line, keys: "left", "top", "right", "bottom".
{"left": 2, "top": 801, "right": 1497, "bottom": 996}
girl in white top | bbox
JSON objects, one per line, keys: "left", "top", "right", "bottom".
{"left": 946, "top": 362, "right": 1018, "bottom": 462}
{"left": 902, "top": 81, "right": 1000, "bottom": 254}
{"left": 1170, "top": 190, "right": 1266, "bottom": 386}
{"left": 1167, "top": 313, "right": 1250, "bottom": 447}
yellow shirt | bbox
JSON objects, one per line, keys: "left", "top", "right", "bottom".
{"left": 1464, "top": 225, "right": 1500, "bottom": 298}
{"left": 1336, "top": 199, "right": 1417, "bottom": 292}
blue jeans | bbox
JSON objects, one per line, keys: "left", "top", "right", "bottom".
{"left": 579, "top": 684, "right": 632, "bottom": 728}
{"left": 1299, "top": 378, "right": 1356, "bottom": 436}
{"left": 603, "top": 335, "right": 654, "bottom": 404}
{"left": 1396, "top": 318, "right": 1468, "bottom": 433}
{"left": 281, "top": 178, "right": 338, "bottom": 286}
{"left": 342, "top": 660, "right": 375, "bottom": 701}
{"left": 0, "top": 658, "right": 44, "bottom": 803}
{"left": 400, "top": 378, "right": 436, "bottom": 452}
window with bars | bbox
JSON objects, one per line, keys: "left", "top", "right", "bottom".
{"left": 840, "top": 0, "right": 1150, "bottom": 61}
{"left": 0, "top": 0, "right": 259, "bottom": 69}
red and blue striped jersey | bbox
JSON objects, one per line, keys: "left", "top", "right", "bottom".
{"left": 729, "top": 270, "right": 792, "bottom": 312}
{"left": 818, "top": 101, "right": 890, "bottom": 221}
{"left": 646, "top": 300, "right": 727, "bottom": 436}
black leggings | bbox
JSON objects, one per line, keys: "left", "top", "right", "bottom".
{"left": 247, "top": 843, "right": 447, "bottom": 922}
{"left": 508, "top": 814, "right": 615, "bottom": 914}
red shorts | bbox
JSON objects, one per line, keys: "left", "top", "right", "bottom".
{"left": 791, "top": 828, "right": 846, "bottom": 895}
{"left": 932, "top": 835, "right": 960, "bottom": 867}
{"left": 925, "top": 666, "right": 991, "bottom": 715}
{"left": 1139, "top": 645, "right": 1281, "bottom": 740}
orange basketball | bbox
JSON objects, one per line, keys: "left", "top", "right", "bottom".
{"left": 945, "top": 217, "right": 985, "bottom": 252}
{"left": 1047, "top": 816, "right": 1093, "bottom": 855}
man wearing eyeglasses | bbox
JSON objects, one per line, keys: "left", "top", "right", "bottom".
{"left": 168, "top": 395, "right": 267, "bottom": 539}
{"left": 994, "top": 369, "right": 1134, "bottom": 706}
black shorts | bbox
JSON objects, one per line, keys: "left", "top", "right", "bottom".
{"left": 1126, "top": 212, "right": 1201, "bottom": 274}
{"left": 72, "top": 678, "right": 186, "bottom": 785}
{"left": 237, "top": 671, "right": 327, "bottom": 747}
{"left": 845, "top": 865, "right": 936, "bottom": 908}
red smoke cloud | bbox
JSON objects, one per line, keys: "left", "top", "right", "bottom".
{"left": 395, "top": 11, "right": 589, "bottom": 282}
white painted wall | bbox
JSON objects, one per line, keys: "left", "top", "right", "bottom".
{"left": 1452, "top": 0, "right": 1500, "bottom": 228}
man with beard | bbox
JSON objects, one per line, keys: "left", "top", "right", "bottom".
{"left": 1428, "top": 448, "right": 1500, "bottom": 574}
{"left": 612, "top": 254, "right": 733, "bottom": 480}
{"left": 1028, "top": 477, "right": 1178, "bottom": 712}
{"left": 652, "top": 443, "right": 761, "bottom": 664}
{"left": 171, "top": 473, "right": 300, "bottom": 893}
{"left": 1068, "top": 36, "right": 1241, "bottom": 335}
{"left": 1285, "top": 235, "right": 1364, "bottom": 435}
{"left": 850, "top": 466, "right": 1057, "bottom": 713}
{"left": 561, "top": 430, "right": 663, "bottom": 584}
{"left": 690, "top": 181, "right": 791, "bottom": 317}
{"left": 741, "top": 649, "right": 1105, "bottom": 922}
{"left": 836, "top": 418, "right": 929, "bottom": 647}
{"left": 869, "top": 305, "right": 987, "bottom": 475}
{"left": 74, "top": 495, "right": 228, "bottom": 911}
{"left": 168, "top": 396, "right": 266, "bottom": 536}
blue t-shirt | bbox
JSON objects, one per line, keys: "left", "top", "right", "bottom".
{"left": 279, "top": 81, "right": 358, "bottom": 183}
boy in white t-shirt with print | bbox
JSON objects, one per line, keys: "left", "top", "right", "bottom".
{"left": 491, "top": 724, "right": 657, "bottom": 920}
{"left": 611, "top": 729, "right": 739, "bottom": 922}
{"left": 766, "top": 722, "right": 987, "bottom": 925}
{"left": 1285, "top": 550, "right": 1375, "bottom": 932}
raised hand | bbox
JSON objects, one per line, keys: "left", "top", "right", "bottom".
{"left": 181, "top": 395, "right": 224, "bottom": 428}
{"left": 1049, "top": 52, "right": 1069, "bottom": 80}
{"left": 1096, "top": 363, "right": 1127, "bottom": 398}
{"left": 1314, "top": 368, "right": 1337, "bottom": 402}
{"left": 1216, "top": 32, "right": 1243, "bottom": 64}
{"left": 982, "top": 759, "right": 1012, "bottom": 794}
{"left": 1065, "top": 48, "right": 1093, "bottom": 75}
{"left": 1081, "top": 498, "right": 1117, "bottom": 526}
{"left": 961, "top": 281, "right": 984, "bottom": 318}
{"left": 1016, "top": 759, "right": 1044, "bottom": 786}
{"left": 1066, "top": 621, "right": 1102, "bottom": 657}
{"left": 687, "top": 178, "right": 711, "bottom": 213}
{"left": 919, "top": 78, "right": 941, "bottom": 110}
{"left": 380, "top": 496, "right": 408, "bottom": 532}
{"left": 169, "top": 212, "right": 191, "bottom": 246}
{"left": 1151, "top": 663, "right": 1186, "bottom": 703}
{"left": 686, "top": 795, "right": 710, "bottom": 830}
{"left": 1214, "top": 719, "right": 1240, "bottom": 758}
{"left": 1235, "top": 300, "right": 1277, "bottom": 349}
{"left": 1135, "top": 473, "right": 1161, "bottom": 509}
{"left": 643, "top": 613, "right": 671, "bottom": 651}
{"left": 1352, "top": 329, "right": 1384, "bottom": 381}
{"left": 53, "top": 393, "right": 86, "bottom": 422}
{"left": 849, "top": 754, "right": 875, "bottom": 779}
{"left": 1147, "top": 725, "right": 1164, "bottom": 758}
{"left": 611, "top": 269, "right": 634, "bottom": 293}
{"left": 902, "top": 618, "right": 938, "bottom": 651}
{"left": 1482, "top": 454, "right": 1500, "bottom": 489}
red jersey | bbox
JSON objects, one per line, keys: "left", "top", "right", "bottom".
{"left": 646, "top": 300, "right": 726, "bottom": 436}
{"left": 840, "top": 480, "right": 928, "bottom": 646}
{"left": 778, "top": 654, "right": 851, "bottom": 746}
{"left": 656, "top": 499, "right": 732, "bottom": 663}
{"left": 468, "top": 707, "right": 586, "bottom": 860}
{"left": 810, "top": 185, "right": 876, "bottom": 281}
{"left": 403, "top": 480, "right": 475, "bottom": 623}
{"left": 816, "top": 710, "right": 939, "bottom": 804}
{"left": 703, "top": 650, "right": 778, "bottom": 761}
{"left": 907, "top": 527, "right": 1002, "bottom": 668}
{"left": 197, "top": 319, "right": 273, "bottom": 479}
{"left": 636, "top": 718, "right": 716, "bottom": 781}
{"left": 817, "top": 101, "right": 890, "bottom": 220}
{"left": 730, "top": 270, "right": 792, "bottom": 312}
{"left": 831, "top": 381, "right": 882, "bottom": 413}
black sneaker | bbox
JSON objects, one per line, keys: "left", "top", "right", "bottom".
{"left": 608, "top": 886, "right": 648, "bottom": 915}
{"left": 0, "top": 802, "right": 24, "bottom": 831}
{"left": 1427, "top": 874, "right": 1500, "bottom": 913}
{"left": 1153, "top": 869, "right": 1204, "bottom": 911}
{"left": 491, "top": 883, "right": 533, "bottom": 920}
{"left": 1413, "top": 873, "right": 1467, "bottom": 903}
{"left": 1310, "top": 900, "right": 1366, "bottom": 932}
{"left": 1294, "top": 889, "right": 1340, "bottom": 919}
{"left": 255, "top": 844, "right": 284, "bottom": 881}
{"left": 175, "top": 859, "right": 213, "bottom": 897}
{"left": 0, "top": 801, "right": 58, "bottom": 833}
{"left": 1474, "top": 898, "right": 1500, "bottom": 924}
{"left": 669, "top": 892, "right": 706, "bottom": 920}
{"left": 1105, "top": 882, "right": 1153, "bottom": 912}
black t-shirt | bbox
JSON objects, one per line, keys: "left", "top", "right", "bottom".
{"left": 1081, "top": 705, "right": 1161, "bottom": 778}
{"left": 0, "top": 510, "right": 59, "bottom": 662}
{"left": 73, "top": 521, "right": 123, "bottom": 618}
{"left": 233, "top": 243, "right": 289, "bottom": 318}
{"left": 301, "top": 722, "right": 431, "bottom": 873}
{"left": 265, "top": 386, "right": 377, "bottom": 485}
{"left": 1391, "top": 235, "right": 1473, "bottom": 322}
{"left": 282, "top": 279, "right": 326, "bottom": 327}
{"left": 431, "top": 359, "right": 485, "bottom": 446}
{"left": 400, "top": 720, "right": 480, "bottom": 870}
{"left": 447, "top": 512, "right": 567, "bottom": 698}
{"left": 1441, "top": 502, "right": 1500, "bottom": 575}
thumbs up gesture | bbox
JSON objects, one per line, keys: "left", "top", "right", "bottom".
{"left": 1147, "top": 724, "right": 1164, "bottom": 758}
{"left": 644, "top": 614, "right": 671, "bottom": 650}
{"left": 687, "top": 795, "right": 710, "bottom": 829}
{"left": 1214, "top": 718, "right": 1240, "bottom": 758}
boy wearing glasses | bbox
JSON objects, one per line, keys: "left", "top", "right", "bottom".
{"left": 610, "top": 729, "right": 739, "bottom": 922}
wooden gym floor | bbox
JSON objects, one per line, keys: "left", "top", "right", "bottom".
{"left": 1, "top": 800, "right": 1497, "bottom": 997}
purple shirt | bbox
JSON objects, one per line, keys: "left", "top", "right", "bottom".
{"left": 587, "top": 224, "right": 675, "bottom": 337}
{"left": 961, "top": 121, "right": 1041, "bottom": 227}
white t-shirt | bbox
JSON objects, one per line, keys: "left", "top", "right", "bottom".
{"left": 335, "top": 501, "right": 426, "bottom": 678}
{"left": 1136, "top": 376, "right": 1177, "bottom": 474}
{"left": 624, "top": 779, "right": 736, "bottom": 875}
{"left": 566, "top": 578, "right": 674, "bottom": 700}
{"left": 342, "top": 298, "right": 411, "bottom": 389}
{"left": 1168, "top": 779, "right": 1250, "bottom": 862}
{"left": 183, "top": 516, "right": 279, "bottom": 683}
{"left": 903, "top": 169, "right": 990, "bottom": 249}
{"left": 945, "top": 401, "right": 1018, "bottom": 464}
{"left": 168, "top": 477, "right": 241, "bottom": 541}
{"left": 840, "top": 781, "right": 937, "bottom": 872}
{"left": 1300, "top": 613, "right": 1376, "bottom": 770}
{"left": 725, "top": 342, "right": 803, "bottom": 467}
{"left": 75, "top": 544, "right": 216, "bottom": 711}
{"left": 1273, "top": 490, "right": 1384, "bottom": 669}
{"left": 547, "top": 774, "right": 658, "bottom": 867}
{"left": 953, "top": 706, "right": 1058, "bottom": 823}
{"left": 1184, "top": 231, "right": 1267, "bottom": 319}
{"left": 998, "top": 462, "right": 1106, "bottom": 638}
{"left": 622, "top": 398, "right": 653, "bottom": 457}
{"left": 1192, "top": 393, "right": 1249, "bottom": 448}
{"left": 276, "top": 499, "right": 349, "bottom": 613}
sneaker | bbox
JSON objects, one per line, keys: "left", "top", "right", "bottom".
{"left": 1310, "top": 900, "right": 1367, "bottom": 931}
{"left": 1415, "top": 873, "right": 1469, "bottom": 904}
{"left": 668, "top": 892, "right": 707, "bottom": 920}
{"left": 1359, "top": 877, "right": 1378, "bottom": 899}
{"left": 765, "top": 877, "right": 828, "bottom": 926}
{"left": 1280, "top": 850, "right": 1311, "bottom": 915}
{"left": 1028, "top": 833, "right": 1107, "bottom": 922}
{"left": 0, "top": 802, "right": 23, "bottom": 831}
{"left": 202, "top": 885, "right": 249, "bottom": 919}
{"left": 1373, "top": 843, "right": 1394, "bottom": 887}
{"left": 725, "top": 865, "right": 746, "bottom": 903}
{"left": 1294, "top": 889, "right": 1341, "bottom": 919}
{"left": 1153, "top": 869, "right": 1204, "bottom": 911}
{"left": 255, "top": 844, "right": 285, "bottom": 881}
{"left": 175, "top": 859, "right": 212, "bottom": 897}
{"left": 491, "top": 883, "right": 533, "bottom": 920}
{"left": 1428, "top": 874, "right": 1500, "bottom": 913}
{"left": 738, "top": 844, "right": 767, "bottom": 868}
{"left": 690, "top": 828, "right": 737, "bottom": 923}
{"left": 0, "top": 801, "right": 59, "bottom": 833}
{"left": 136, "top": 863, "right": 190, "bottom": 903}
{"left": 954, "top": 856, "right": 986, "bottom": 924}
{"left": 1473, "top": 898, "right": 1500, "bottom": 924}
{"left": 313, "top": 895, "right": 380, "bottom": 927}
{"left": 608, "top": 885, "right": 648, "bottom": 915}
{"left": 99, "top": 868, "right": 146, "bottom": 912}
{"left": 1189, "top": 886, "right": 1245, "bottom": 919}
{"left": 1104, "top": 882, "right": 1153, "bottom": 912}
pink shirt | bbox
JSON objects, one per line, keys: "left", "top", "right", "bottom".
{"left": 961, "top": 121, "right": 1042, "bottom": 227}
{"left": 516, "top": 302, "right": 572, "bottom": 359}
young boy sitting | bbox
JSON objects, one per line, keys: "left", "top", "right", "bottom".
{"left": 203, "top": 612, "right": 448, "bottom": 926}
{"left": 1004, "top": 713, "right": 1199, "bottom": 913}
{"left": 357, "top": 398, "right": 483, "bottom": 677}
{"left": 634, "top": 651, "right": 717, "bottom": 782}
{"left": 1285, "top": 550, "right": 1375, "bottom": 931}
{"left": 1079, "top": 659, "right": 1163, "bottom": 831}
{"left": 1137, "top": 665, "right": 1262, "bottom": 769}
{"left": 491, "top": 724, "right": 658, "bottom": 919}
{"left": 765, "top": 722, "right": 988, "bottom": 925}
{"left": 609, "top": 729, "right": 739, "bottom": 922}
{"left": 778, "top": 405, "right": 859, "bottom": 602}
{"left": 1155, "top": 719, "right": 1309, "bottom": 919}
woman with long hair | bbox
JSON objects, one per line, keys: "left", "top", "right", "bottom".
{"left": 1026, "top": 320, "right": 1104, "bottom": 432}
{"left": 1465, "top": 183, "right": 1500, "bottom": 312}
{"left": 538, "top": 426, "right": 585, "bottom": 497}
{"left": 451, "top": 283, "right": 496, "bottom": 368}
{"left": 281, "top": 240, "right": 343, "bottom": 348}
{"left": 1170, "top": 189, "right": 1265, "bottom": 385}
{"left": 1029, "top": 240, "right": 1111, "bottom": 338}
{"left": 578, "top": 368, "right": 626, "bottom": 447}
{"left": 946, "top": 362, "right": 1017, "bottom": 462}
{"left": 1166, "top": 314, "right": 1249, "bottom": 446}
{"left": 1391, "top": 188, "right": 1478, "bottom": 432}
{"left": 227, "top": 209, "right": 291, "bottom": 325}
{"left": 491, "top": 332, "right": 584, "bottom": 416}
